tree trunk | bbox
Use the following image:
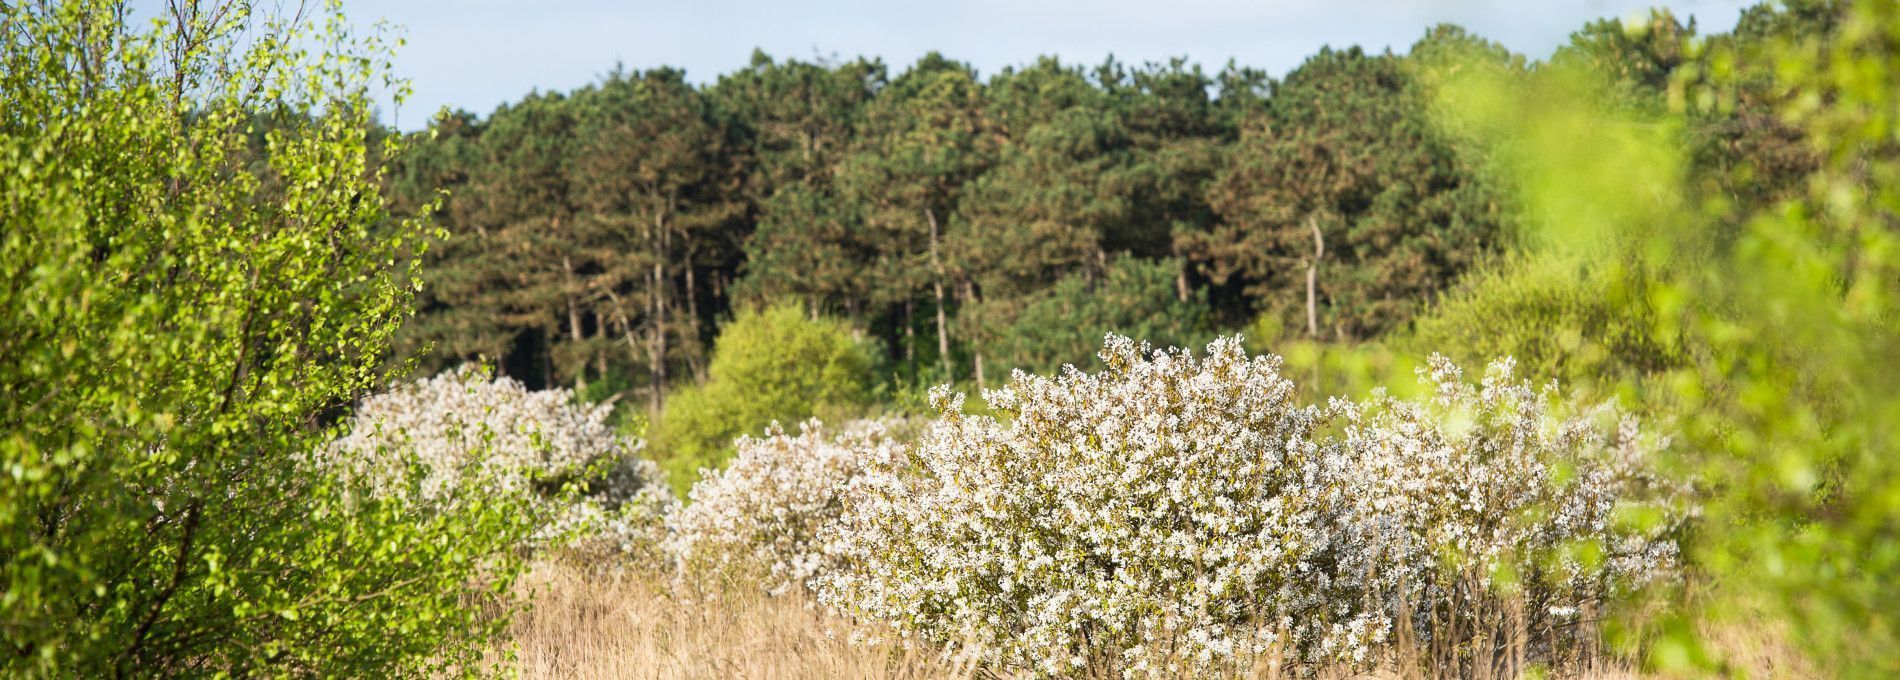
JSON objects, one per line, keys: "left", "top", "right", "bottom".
{"left": 961, "top": 278, "right": 986, "bottom": 389}
{"left": 660, "top": 200, "right": 673, "bottom": 363}
{"left": 1172, "top": 244, "right": 1191, "bottom": 303}
{"left": 904, "top": 299, "right": 915, "bottom": 366}
{"left": 927, "top": 207, "right": 952, "bottom": 380}
{"left": 648, "top": 209, "right": 667, "bottom": 414}
{"left": 603, "top": 290, "right": 647, "bottom": 387}
{"left": 1305, "top": 217, "right": 1324, "bottom": 340}
{"left": 684, "top": 249, "right": 705, "bottom": 384}
{"left": 563, "top": 254, "right": 586, "bottom": 392}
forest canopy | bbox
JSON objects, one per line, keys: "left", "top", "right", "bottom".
{"left": 383, "top": 6, "right": 1817, "bottom": 425}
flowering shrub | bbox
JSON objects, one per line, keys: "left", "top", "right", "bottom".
{"left": 1329, "top": 355, "right": 1685, "bottom": 665}
{"left": 668, "top": 419, "right": 902, "bottom": 594}
{"left": 329, "top": 365, "right": 676, "bottom": 561}
{"left": 811, "top": 337, "right": 1684, "bottom": 677}
{"left": 818, "top": 336, "right": 1347, "bottom": 676}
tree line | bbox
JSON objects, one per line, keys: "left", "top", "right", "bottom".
{"left": 381, "top": 3, "right": 1826, "bottom": 413}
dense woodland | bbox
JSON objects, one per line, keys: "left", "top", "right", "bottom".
{"left": 381, "top": 5, "right": 1822, "bottom": 421}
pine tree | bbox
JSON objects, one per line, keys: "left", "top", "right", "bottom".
{"left": 1191, "top": 45, "right": 1506, "bottom": 341}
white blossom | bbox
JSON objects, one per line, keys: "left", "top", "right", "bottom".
{"left": 327, "top": 365, "right": 676, "bottom": 561}
{"left": 811, "top": 338, "right": 1684, "bottom": 676}
{"left": 1327, "top": 354, "right": 1686, "bottom": 661}
{"left": 668, "top": 419, "right": 901, "bottom": 595}
{"left": 817, "top": 336, "right": 1344, "bottom": 675}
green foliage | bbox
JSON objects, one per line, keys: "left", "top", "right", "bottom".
{"left": 1262, "top": 340, "right": 1422, "bottom": 404}
{"left": 1189, "top": 44, "right": 1509, "bottom": 340}
{"left": 1550, "top": 9, "right": 1700, "bottom": 109}
{"left": 1408, "top": 253, "right": 1683, "bottom": 393}
{"left": 0, "top": 2, "right": 531, "bottom": 676}
{"left": 377, "top": 9, "right": 1830, "bottom": 426}
{"left": 968, "top": 256, "right": 1213, "bottom": 376}
{"left": 654, "top": 303, "right": 875, "bottom": 493}
{"left": 391, "top": 66, "right": 742, "bottom": 401}
{"left": 1431, "top": 0, "right": 1899, "bottom": 673}
{"left": 709, "top": 51, "right": 883, "bottom": 200}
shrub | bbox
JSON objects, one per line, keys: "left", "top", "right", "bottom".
{"left": 818, "top": 335, "right": 1346, "bottom": 675}
{"left": 1407, "top": 254, "right": 1682, "bottom": 392}
{"left": 1330, "top": 355, "right": 1686, "bottom": 671}
{"left": 668, "top": 419, "right": 901, "bottom": 594}
{"left": 655, "top": 302, "right": 875, "bottom": 492}
{"left": 815, "top": 335, "right": 1683, "bottom": 676}
{"left": 1430, "top": 7, "right": 1900, "bottom": 673}
{"left": 329, "top": 366, "right": 676, "bottom": 562}
{"left": 0, "top": 3, "right": 532, "bottom": 674}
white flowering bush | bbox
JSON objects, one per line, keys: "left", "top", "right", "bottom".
{"left": 804, "top": 337, "right": 1685, "bottom": 677}
{"left": 328, "top": 365, "right": 677, "bottom": 561}
{"left": 817, "top": 336, "right": 1353, "bottom": 676}
{"left": 1329, "top": 355, "right": 1685, "bottom": 664}
{"left": 668, "top": 419, "right": 902, "bottom": 594}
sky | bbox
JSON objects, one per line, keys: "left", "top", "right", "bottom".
{"left": 143, "top": 0, "right": 1763, "bottom": 130}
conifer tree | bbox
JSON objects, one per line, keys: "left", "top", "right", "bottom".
{"left": 1192, "top": 46, "right": 1506, "bottom": 340}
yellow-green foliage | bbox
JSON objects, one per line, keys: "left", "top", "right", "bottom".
{"left": 1408, "top": 254, "right": 1683, "bottom": 394}
{"left": 0, "top": 2, "right": 533, "bottom": 675}
{"left": 1431, "top": 3, "right": 1900, "bottom": 674}
{"left": 656, "top": 303, "right": 875, "bottom": 493}
{"left": 1242, "top": 314, "right": 1422, "bottom": 404}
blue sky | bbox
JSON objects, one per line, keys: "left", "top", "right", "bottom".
{"left": 141, "top": 1, "right": 1761, "bottom": 130}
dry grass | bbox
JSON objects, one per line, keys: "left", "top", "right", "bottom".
{"left": 504, "top": 560, "right": 971, "bottom": 679}
{"left": 500, "top": 560, "right": 1803, "bottom": 679}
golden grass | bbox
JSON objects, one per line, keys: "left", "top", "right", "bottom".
{"left": 504, "top": 561, "right": 971, "bottom": 679}
{"left": 501, "top": 560, "right": 1803, "bottom": 679}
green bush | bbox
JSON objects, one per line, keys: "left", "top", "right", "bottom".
{"left": 0, "top": 3, "right": 532, "bottom": 675}
{"left": 654, "top": 303, "right": 875, "bottom": 493}
{"left": 967, "top": 255, "right": 1214, "bottom": 376}
{"left": 1432, "top": 7, "right": 1900, "bottom": 673}
{"left": 1407, "top": 253, "right": 1684, "bottom": 394}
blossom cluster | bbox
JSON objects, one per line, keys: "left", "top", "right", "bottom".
{"left": 817, "top": 336, "right": 1345, "bottom": 675}
{"left": 667, "top": 419, "right": 902, "bottom": 594}
{"left": 806, "top": 336, "right": 1682, "bottom": 676}
{"left": 327, "top": 365, "right": 676, "bottom": 560}
{"left": 323, "top": 343, "right": 1682, "bottom": 676}
{"left": 1328, "top": 356, "right": 1685, "bottom": 647}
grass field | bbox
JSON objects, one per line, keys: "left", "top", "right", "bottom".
{"left": 503, "top": 561, "right": 1814, "bottom": 679}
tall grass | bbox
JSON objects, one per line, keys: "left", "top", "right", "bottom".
{"left": 505, "top": 560, "right": 973, "bottom": 679}
{"left": 502, "top": 560, "right": 1805, "bottom": 679}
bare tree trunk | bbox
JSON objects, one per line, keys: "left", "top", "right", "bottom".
{"left": 975, "top": 352, "right": 987, "bottom": 390}
{"left": 1172, "top": 244, "right": 1190, "bottom": 303}
{"left": 648, "top": 211, "right": 666, "bottom": 414}
{"left": 1305, "top": 217, "right": 1324, "bottom": 340}
{"left": 927, "top": 207, "right": 952, "bottom": 380}
{"left": 684, "top": 249, "right": 705, "bottom": 383}
{"left": 961, "top": 278, "right": 986, "bottom": 389}
{"left": 648, "top": 275, "right": 661, "bottom": 413}
{"left": 563, "top": 254, "right": 586, "bottom": 392}
{"left": 656, "top": 226, "right": 670, "bottom": 410}
{"left": 903, "top": 299, "right": 915, "bottom": 366}
{"left": 603, "top": 291, "right": 649, "bottom": 408}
